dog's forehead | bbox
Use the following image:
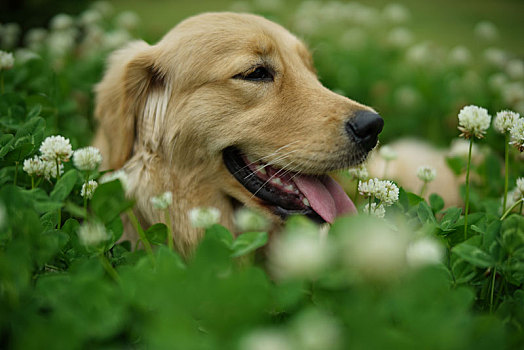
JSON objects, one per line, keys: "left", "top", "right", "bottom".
{"left": 163, "top": 12, "right": 304, "bottom": 56}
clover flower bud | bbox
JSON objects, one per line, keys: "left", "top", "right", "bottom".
{"left": 234, "top": 208, "right": 269, "bottom": 232}
{"left": 188, "top": 207, "right": 221, "bottom": 228}
{"left": 406, "top": 237, "right": 444, "bottom": 268}
{"left": 81, "top": 180, "right": 98, "bottom": 199}
{"left": 379, "top": 145, "right": 398, "bottom": 161}
{"left": 0, "top": 51, "right": 14, "bottom": 70}
{"left": 417, "top": 165, "right": 437, "bottom": 183}
{"left": 150, "top": 191, "right": 173, "bottom": 210}
{"left": 78, "top": 220, "right": 109, "bottom": 247}
{"left": 348, "top": 163, "right": 369, "bottom": 181}
{"left": 364, "top": 202, "right": 386, "bottom": 218}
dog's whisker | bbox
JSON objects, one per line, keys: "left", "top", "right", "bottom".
{"left": 242, "top": 149, "right": 298, "bottom": 180}
{"left": 250, "top": 166, "right": 290, "bottom": 199}
{"left": 231, "top": 141, "right": 300, "bottom": 176}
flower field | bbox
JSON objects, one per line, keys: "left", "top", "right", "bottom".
{"left": 1, "top": 1, "right": 524, "bottom": 349}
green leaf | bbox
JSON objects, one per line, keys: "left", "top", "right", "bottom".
{"left": 446, "top": 156, "right": 465, "bottom": 175}
{"left": 64, "top": 201, "right": 87, "bottom": 219}
{"left": 417, "top": 201, "right": 437, "bottom": 224}
{"left": 452, "top": 239, "right": 495, "bottom": 268}
{"left": 0, "top": 134, "right": 14, "bottom": 158}
{"left": 429, "top": 193, "right": 444, "bottom": 213}
{"left": 145, "top": 223, "right": 168, "bottom": 245}
{"left": 205, "top": 224, "right": 234, "bottom": 248}
{"left": 231, "top": 231, "right": 268, "bottom": 257}
{"left": 3, "top": 143, "right": 34, "bottom": 162}
{"left": 23, "top": 188, "right": 62, "bottom": 214}
{"left": 50, "top": 169, "right": 79, "bottom": 202}
{"left": 501, "top": 214, "right": 524, "bottom": 254}
{"left": 91, "top": 180, "right": 133, "bottom": 224}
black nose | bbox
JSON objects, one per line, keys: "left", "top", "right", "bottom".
{"left": 345, "top": 110, "right": 384, "bottom": 151}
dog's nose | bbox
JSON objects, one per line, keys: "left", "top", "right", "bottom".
{"left": 345, "top": 110, "right": 384, "bottom": 151}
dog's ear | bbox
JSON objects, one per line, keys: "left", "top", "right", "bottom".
{"left": 94, "top": 40, "right": 169, "bottom": 169}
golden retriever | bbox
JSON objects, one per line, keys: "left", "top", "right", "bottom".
{"left": 93, "top": 12, "right": 383, "bottom": 256}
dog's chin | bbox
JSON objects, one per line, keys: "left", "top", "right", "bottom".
{"left": 222, "top": 146, "right": 359, "bottom": 224}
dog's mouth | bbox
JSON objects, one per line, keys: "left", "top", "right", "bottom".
{"left": 223, "top": 147, "right": 357, "bottom": 224}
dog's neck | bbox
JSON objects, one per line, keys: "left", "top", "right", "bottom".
{"left": 122, "top": 148, "right": 235, "bottom": 257}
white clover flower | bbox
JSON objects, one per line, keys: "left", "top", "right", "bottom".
{"left": 50, "top": 13, "right": 74, "bottom": 31}
{"left": 91, "top": 1, "right": 114, "bottom": 17}
{"left": 494, "top": 110, "right": 520, "bottom": 134}
{"left": 457, "top": 105, "right": 492, "bottom": 139}
{"left": 379, "top": 145, "right": 398, "bottom": 161}
{"left": 358, "top": 178, "right": 380, "bottom": 198}
{"left": 81, "top": 180, "right": 98, "bottom": 199}
{"left": 25, "top": 28, "right": 47, "bottom": 50}
{"left": 103, "top": 30, "right": 132, "bottom": 50}
{"left": 150, "top": 191, "right": 173, "bottom": 210}
{"left": 364, "top": 202, "right": 386, "bottom": 218}
{"left": 269, "top": 229, "right": 331, "bottom": 280}
{"left": 506, "top": 59, "right": 524, "bottom": 80}
{"left": 509, "top": 118, "right": 524, "bottom": 152}
{"left": 23, "top": 156, "right": 45, "bottom": 177}
{"left": 239, "top": 329, "right": 293, "bottom": 350}
{"left": 0, "top": 51, "right": 14, "bottom": 70}
{"left": 502, "top": 82, "right": 524, "bottom": 106}
{"left": 79, "top": 9, "right": 102, "bottom": 26}
{"left": 483, "top": 48, "right": 507, "bottom": 68}
{"left": 386, "top": 27, "right": 414, "bottom": 49}
{"left": 100, "top": 169, "right": 129, "bottom": 191}
{"left": 291, "top": 309, "right": 343, "bottom": 350}
{"left": 406, "top": 237, "right": 444, "bottom": 268}
{"left": 448, "top": 46, "right": 471, "bottom": 67}
{"left": 73, "top": 146, "right": 102, "bottom": 171}
{"left": 1, "top": 23, "right": 20, "bottom": 49}
{"left": 474, "top": 21, "right": 499, "bottom": 41}
{"left": 343, "top": 221, "right": 408, "bottom": 282}
{"left": 78, "top": 220, "right": 109, "bottom": 247}
{"left": 382, "top": 3, "right": 410, "bottom": 24}
{"left": 46, "top": 30, "right": 76, "bottom": 57}
{"left": 376, "top": 180, "right": 399, "bottom": 205}
{"left": 417, "top": 165, "right": 437, "bottom": 183}
{"left": 234, "top": 208, "right": 269, "bottom": 232}
{"left": 189, "top": 207, "right": 221, "bottom": 228}
{"left": 42, "top": 159, "right": 64, "bottom": 180}
{"left": 347, "top": 163, "right": 369, "bottom": 181}
{"left": 39, "top": 135, "right": 73, "bottom": 163}
{"left": 115, "top": 11, "right": 140, "bottom": 31}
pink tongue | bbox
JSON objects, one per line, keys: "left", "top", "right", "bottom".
{"left": 293, "top": 175, "right": 357, "bottom": 223}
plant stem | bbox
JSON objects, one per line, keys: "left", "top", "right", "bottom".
{"left": 500, "top": 198, "right": 524, "bottom": 221}
{"left": 13, "top": 161, "right": 18, "bottom": 186}
{"left": 419, "top": 181, "right": 428, "bottom": 197}
{"left": 164, "top": 209, "right": 174, "bottom": 250}
{"left": 31, "top": 176, "right": 35, "bottom": 189}
{"left": 503, "top": 133, "right": 509, "bottom": 212}
{"left": 127, "top": 209, "right": 154, "bottom": 258}
{"left": 464, "top": 139, "right": 473, "bottom": 240}
{"left": 99, "top": 254, "right": 121, "bottom": 283}
{"left": 489, "top": 267, "right": 497, "bottom": 313}
{"left": 56, "top": 159, "right": 62, "bottom": 230}
{"left": 55, "top": 159, "right": 61, "bottom": 180}
{"left": 1, "top": 71, "right": 4, "bottom": 94}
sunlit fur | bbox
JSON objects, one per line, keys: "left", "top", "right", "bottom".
{"left": 94, "top": 12, "right": 375, "bottom": 257}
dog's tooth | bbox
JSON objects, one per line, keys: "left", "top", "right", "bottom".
{"left": 271, "top": 178, "right": 283, "bottom": 186}
{"left": 302, "top": 198, "right": 310, "bottom": 206}
{"left": 246, "top": 155, "right": 256, "bottom": 163}
{"left": 256, "top": 166, "right": 267, "bottom": 175}
{"left": 294, "top": 189, "right": 300, "bottom": 194}
{"left": 284, "top": 184, "right": 295, "bottom": 191}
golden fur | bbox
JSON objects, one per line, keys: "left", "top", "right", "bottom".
{"left": 94, "top": 12, "right": 375, "bottom": 256}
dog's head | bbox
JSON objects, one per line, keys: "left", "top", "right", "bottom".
{"left": 95, "top": 12, "right": 383, "bottom": 234}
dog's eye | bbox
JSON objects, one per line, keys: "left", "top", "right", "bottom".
{"left": 234, "top": 66, "right": 274, "bottom": 82}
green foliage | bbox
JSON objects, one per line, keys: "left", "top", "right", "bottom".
{"left": 1, "top": 1, "right": 524, "bottom": 349}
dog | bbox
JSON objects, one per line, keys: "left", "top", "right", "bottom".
{"left": 93, "top": 12, "right": 383, "bottom": 257}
